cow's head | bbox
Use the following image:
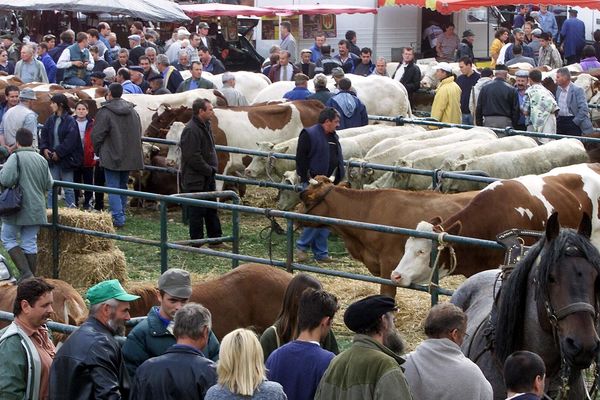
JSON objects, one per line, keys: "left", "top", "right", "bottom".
{"left": 277, "top": 170, "right": 301, "bottom": 211}
{"left": 296, "top": 175, "right": 337, "bottom": 224}
{"left": 244, "top": 142, "right": 276, "bottom": 179}
{"left": 391, "top": 217, "right": 462, "bottom": 287}
{"left": 346, "top": 158, "right": 374, "bottom": 189}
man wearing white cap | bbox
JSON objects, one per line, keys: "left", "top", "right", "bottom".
{"left": 0, "top": 88, "right": 39, "bottom": 150}
{"left": 296, "top": 49, "right": 316, "bottom": 78}
{"left": 430, "top": 62, "right": 461, "bottom": 124}
{"left": 219, "top": 72, "right": 248, "bottom": 106}
{"left": 166, "top": 27, "right": 191, "bottom": 64}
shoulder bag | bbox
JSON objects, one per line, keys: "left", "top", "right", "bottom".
{"left": 0, "top": 154, "right": 23, "bottom": 216}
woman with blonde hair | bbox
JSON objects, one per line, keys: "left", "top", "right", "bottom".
{"left": 205, "top": 328, "right": 287, "bottom": 399}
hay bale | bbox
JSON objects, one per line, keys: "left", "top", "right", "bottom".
{"left": 38, "top": 209, "right": 116, "bottom": 254}
{"left": 37, "top": 248, "right": 128, "bottom": 288}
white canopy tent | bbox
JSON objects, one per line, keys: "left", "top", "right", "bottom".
{"left": 0, "top": 0, "right": 190, "bottom": 22}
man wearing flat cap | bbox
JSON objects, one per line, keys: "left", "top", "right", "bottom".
{"left": 129, "top": 65, "right": 149, "bottom": 93}
{"left": 123, "top": 268, "right": 220, "bottom": 380}
{"left": 284, "top": 73, "right": 313, "bottom": 101}
{"left": 315, "top": 295, "right": 412, "bottom": 400}
{"left": 219, "top": 72, "right": 248, "bottom": 106}
{"left": 128, "top": 34, "right": 145, "bottom": 66}
{"left": 49, "top": 279, "right": 140, "bottom": 399}
{"left": 90, "top": 71, "right": 108, "bottom": 88}
{"left": 455, "top": 30, "right": 475, "bottom": 61}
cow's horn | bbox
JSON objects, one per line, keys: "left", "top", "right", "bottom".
{"left": 309, "top": 178, "right": 319, "bottom": 186}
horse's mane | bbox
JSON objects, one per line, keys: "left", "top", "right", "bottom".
{"left": 495, "top": 228, "right": 600, "bottom": 362}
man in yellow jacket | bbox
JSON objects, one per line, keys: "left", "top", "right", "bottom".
{"left": 430, "top": 62, "right": 461, "bottom": 125}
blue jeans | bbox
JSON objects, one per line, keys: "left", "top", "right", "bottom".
{"left": 104, "top": 169, "right": 129, "bottom": 226}
{"left": 48, "top": 164, "right": 75, "bottom": 208}
{"left": 62, "top": 76, "right": 87, "bottom": 86}
{"left": 462, "top": 113, "right": 473, "bottom": 126}
{"left": 1, "top": 223, "right": 40, "bottom": 253}
{"left": 297, "top": 227, "right": 330, "bottom": 260}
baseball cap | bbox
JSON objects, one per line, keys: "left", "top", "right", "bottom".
{"left": 436, "top": 62, "right": 453, "bottom": 73}
{"left": 513, "top": 27, "right": 524, "bottom": 34}
{"left": 90, "top": 71, "right": 106, "bottom": 79}
{"left": 199, "top": 22, "right": 210, "bottom": 29}
{"left": 86, "top": 279, "right": 140, "bottom": 305}
{"left": 129, "top": 66, "right": 144, "bottom": 73}
{"left": 158, "top": 268, "right": 192, "bottom": 298}
{"left": 344, "top": 295, "right": 397, "bottom": 333}
{"left": 532, "top": 28, "right": 543, "bottom": 37}
{"left": 515, "top": 70, "right": 529, "bottom": 77}
{"left": 462, "top": 29, "right": 475, "bottom": 38}
{"left": 331, "top": 67, "right": 345, "bottom": 78}
{"left": 19, "top": 88, "right": 36, "bottom": 101}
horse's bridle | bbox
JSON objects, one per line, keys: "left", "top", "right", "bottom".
{"left": 533, "top": 252, "right": 600, "bottom": 400}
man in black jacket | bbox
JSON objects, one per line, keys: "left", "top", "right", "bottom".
{"left": 49, "top": 279, "right": 140, "bottom": 400}
{"left": 393, "top": 47, "right": 422, "bottom": 100}
{"left": 180, "top": 98, "right": 226, "bottom": 249}
{"left": 130, "top": 303, "right": 217, "bottom": 400}
{"left": 475, "top": 64, "right": 521, "bottom": 132}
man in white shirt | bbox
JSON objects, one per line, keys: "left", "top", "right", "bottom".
{"left": 57, "top": 31, "right": 94, "bottom": 86}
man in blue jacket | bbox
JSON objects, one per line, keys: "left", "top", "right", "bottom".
{"left": 284, "top": 74, "right": 313, "bottom": 100}
{"left": 561, "top": 9, "right": 586, "bottom": 65}
{"left": 326, "top": 78, "right": 368, "bottom": 130}
{"left": 296, "top": 108, "right": 344, "bottom": 263}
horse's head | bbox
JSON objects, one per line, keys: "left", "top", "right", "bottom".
{"left": 535, "top": 212, "right": 600, "bottom": 369}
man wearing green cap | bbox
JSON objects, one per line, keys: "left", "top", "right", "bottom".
{"left": 49, "top": 279, "right": 140, "bottom": 399}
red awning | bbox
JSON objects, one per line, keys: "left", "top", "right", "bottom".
{"left": 180, "top": 3, "right": 280, "bottom": 18}
{"left": 378, "top": 0, "right": 600, "bottom": 14}
{"left": 266, "top": 4, "right": 378, "bottom": 16}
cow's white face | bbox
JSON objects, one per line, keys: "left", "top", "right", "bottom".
{"left": 277, "top": 171, "right": 301, "bottom": 211}
{"left": 391, "top": 221, "right": 435, "bottom": 287}
{"left": 244, "top": 142, "right": 273, "bottom": 179}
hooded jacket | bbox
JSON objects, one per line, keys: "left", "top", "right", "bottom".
{"left": 326, "top": 91, "right": 368, "bottom": 130}
{"left": 91, "top": 98, "right": 144, "bottom": 171}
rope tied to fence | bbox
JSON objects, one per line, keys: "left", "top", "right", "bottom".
{"left": 260, "top": 209, "right": 286, "bottom": 265}
{"left": 428, "top": 231, "right": 458, "bottom": 293}
{"left": 265, "top": 152, "right": 277, "bottom": 183}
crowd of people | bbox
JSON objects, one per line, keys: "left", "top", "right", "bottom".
{"left": 0, "top": 274, "right": 548, "bottom": 400}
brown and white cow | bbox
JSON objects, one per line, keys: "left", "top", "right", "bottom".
{"left": 137, "top": 100, "right": 324, "bottom": 195}
{"left": 299, "top": 176, "right": 478, "bottom": 297}
{"left": 392, "top": 163, "right": 600, "bottom": 287}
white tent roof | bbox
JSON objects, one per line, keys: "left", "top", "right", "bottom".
{"left": 0, "top": 0, "right": 190, "bottom": 22}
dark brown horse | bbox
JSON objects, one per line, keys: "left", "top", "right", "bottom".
{"left": 452, "top": 213, "right": 600, "bottom": 399}
{"left": 127, "top": 263, "right": 293, "bottom": 339}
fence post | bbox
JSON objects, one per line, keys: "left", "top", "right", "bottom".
{"left": 285, "top": 219, "right": 295, "bottom": 273}
{"left": 159, "top": 201, "right": 168, "bottom": 273}
{"left": 52, "top": 187, "right": 59, "bottom": 279}
{"left": 231, "top": 195, "right": 240, "bottom": 268}
{"left": 428, "top": 241, "right": 440, "bottom": 307}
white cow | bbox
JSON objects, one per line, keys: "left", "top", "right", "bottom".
{"left": 188, "top": 71, "right": 271, "bottom": 104}
{"left": 441, "top": 138, "right": 589, "bottom": 192}
{"left": 573, "top": 73, "right": 599, "bottom": 101}
{"left": 373, "top": 135, "right": 537, "bottom": 191}
{"left": 353, "top": 127, "right": 496, "bottom": 189}
{"left": 165, "top": 121, "right": 185, "bottom": 166}
{"left": 100, "top": 89, "right": 219, "bottom": 134}
{"left": 252, "top": 74, "right": 412, "bottom": 119}
{"left": 244, "top": 126, "right": 426, "bottom": 181}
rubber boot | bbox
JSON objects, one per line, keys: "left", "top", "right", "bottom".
{"left": 25, "top": 253, "right": 37, "bottom": 276}
{"left": 9, "top": 247, "right": 33, "bottom": 282}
